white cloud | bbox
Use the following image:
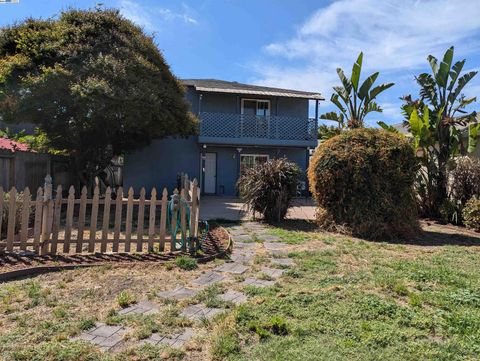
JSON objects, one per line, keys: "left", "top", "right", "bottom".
{"left": 119, "top": 0, "right": 198, "bottom": 31}
{"left": 250, "top": 0, "right": 480, "bottom": 124}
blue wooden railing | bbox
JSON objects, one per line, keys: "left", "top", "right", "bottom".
{"left": 198, "top": 112, "right": 317, "bottom": 146}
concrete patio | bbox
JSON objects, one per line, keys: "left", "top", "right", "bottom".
{"left": 199, "top": 196, "right": 316, "bottom": 221}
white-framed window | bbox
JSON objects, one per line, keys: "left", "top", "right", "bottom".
{"left": 241, "top": 99, "right": 271, "bottom": 117}
{"left": 240, "top": 154, "right": 269, "bottom": 174}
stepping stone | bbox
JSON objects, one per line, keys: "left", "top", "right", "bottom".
{"left": 214, "top": 262, "right": 249, "bottom": 274}
{"left": 180, "top": 304, "right": 223, "bottom": 321}
{"left": 140, "top": 328, "right": 194, "bottom": 348}
{"left": 242, "top": 277, "right": 275, "bottom": 288}
{"left": 235, "top": 242, "right": 256, "bottom": 249}
{"left": 118, "top": 300, "right": 159, "bottom": 315}
{"left": 192, "top": 271, "right": 225, "bottom": 287}
{"left": 157, "top": 286, "right": 199, "bottom": 300}
{"left": 264, "top": 242, "right": 289, "bottom": 255}
{"left": 260, "top": 267, "right": 285, "bottom": 279}
{"left": 219, "top": 290, "right": 248, "bottom": 305}
{"left": 270, "top": 258, "right": 295, "bottom": 267}
{"left": 257, "top": 234, "right": 280, "bottom": 242}
{"left": 73, "top": 323, "right": 126, "bottom": 351}
{"left": 230, "top": 252, "right": 254, "bottom": 263}
{"left": 233, "top": 234, "right": 254, "bottom": 242}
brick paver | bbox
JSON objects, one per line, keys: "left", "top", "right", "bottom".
{"left": 180, "top": 304, "right": 224, "bottom": 321}
{"left": 192, "top": 271, "right": 225, "bottom": 287}
{"left": 242, "top": 277, "right": 275, "bottom": 288}
{"left": 158, "top": 286, "right": 200, "bottom": 300}
{"left": 73, "top": 323, "right": 126, "bottom": 351}
{"left": 214, "top": 262, "right": 249, "bottom": 274}
{"left": 260, "top": 266, "right": 285, "bottom": 279}
{"left": 118, "top": 300, "right": 159, "bottom": 315}
{"left": 140, "top": 328, "right": 195, "bottom": 348}
{"left": 219, "top": 290, "right": 248, "bottom": 305}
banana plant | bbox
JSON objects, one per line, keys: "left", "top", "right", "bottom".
{"left": 320, "top": 52, "right": 394, "bottom": 130}
{"left": 397, "top": 46, "right": 479, "bottom": 217}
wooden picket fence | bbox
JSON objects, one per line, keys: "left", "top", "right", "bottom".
{"left": 0, "top": 174, "right": 200, "bottom": 256}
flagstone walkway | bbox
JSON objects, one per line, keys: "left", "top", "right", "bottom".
{"left": 71, "top": 221, "right": 293, "bottom": 354}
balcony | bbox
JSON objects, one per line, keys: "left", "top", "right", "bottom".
{"left": 198, "top": 112, "right": 318, "bottom": 147}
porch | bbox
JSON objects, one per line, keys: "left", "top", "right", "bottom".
{"left": 199, "top": 196, "right": 316, "bottom": 221}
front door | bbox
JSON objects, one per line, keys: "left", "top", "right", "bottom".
{"left": 204, "top": 153, "right": 217, "bottom": 194}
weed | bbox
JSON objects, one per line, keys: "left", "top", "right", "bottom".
{"left": 175, "top": 256, "right": 198, "bottom": 271}
{"left": 117, "top": 291, "right": 136, "bottom": 308}
{"left": 79, "top": 318, "right": 96, "bottom": 331}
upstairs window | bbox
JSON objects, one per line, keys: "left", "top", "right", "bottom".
{"left": 241, "top": 99, "right": 270, "bottom": 117}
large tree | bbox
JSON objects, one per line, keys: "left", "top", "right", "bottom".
{"left": 0, "top": 9, "right": 196, "bottom": 188}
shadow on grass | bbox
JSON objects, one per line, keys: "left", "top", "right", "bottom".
{"left": 260, "top": 218, "right": 480, "bottom": 247}
{"left": 264, "top": 219, "right": 319, "bottom": 232}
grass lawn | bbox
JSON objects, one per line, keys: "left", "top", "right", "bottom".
{"left": 1, "top": 221, "right": 480, "bottom": 360}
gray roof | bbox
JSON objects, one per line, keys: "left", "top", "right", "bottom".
{"left": 181, "top": 79, "right": 324, "bottom": 100}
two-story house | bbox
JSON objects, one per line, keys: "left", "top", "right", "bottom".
{"left": 123, "top": 79, "right": 323, "bottom": 196}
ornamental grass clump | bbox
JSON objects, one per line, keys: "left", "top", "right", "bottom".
{"left": 308, "top": 128, "right": 419, "bottom": 240}
{"left": 237, "top": 158, "right": 300, "bottom": 223}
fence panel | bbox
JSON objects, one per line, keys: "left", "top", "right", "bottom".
{"left": 0, "top": 175, "right": 201, "bottom": 256}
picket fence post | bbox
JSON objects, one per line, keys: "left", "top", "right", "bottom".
{"left": 40, "top": 175, "right": 53, "bottom": 255}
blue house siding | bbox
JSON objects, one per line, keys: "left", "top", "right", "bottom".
{"left": 123, "top": 80, "right": 319, "bottom": 196}
{"left": 123, "top": 136, "right": 200, "bottom": 194}
{"left": 124, "top": 139, "right": 308, "bottom": 197}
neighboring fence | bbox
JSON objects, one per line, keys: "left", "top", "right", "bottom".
{"left": 0, "top": 174, "right": 200, "bottom": 256}
{"left": 0, "top": 149, "right": 74, "bottom": 195}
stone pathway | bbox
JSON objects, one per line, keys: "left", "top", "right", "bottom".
{"left": 141, "top": 328, "right": 195, "bottom": 348}
{"left": 192, "top": 271, "right": 226, "bottom": 287}
{"left": 72, "top": 221, "right": 295, "bottom": 354}
{"left": 214, "top": 262, "right": 249, "bottom": 274}
{"left": 157, "top": 286, "right": 199, "bottom": 300}
{"left": 242, "top": 277, "right": 275, "bottom": 288}
{"left": 180, "top": 304, "right": 224, "bottom": 321}
{"left": 264, "top": 242, "right": 290, "bottom": 256}
{"left": 219, "top": 290, "right": 248, "bottom": 305}
{"left": 74, "top": 323, "right": 126, "bottom": 351}
{"left": 118, "top": 301, "right": 159, "bottom": 316}
{"left": 260, "top": 267, "right": 285, "bottom": 279}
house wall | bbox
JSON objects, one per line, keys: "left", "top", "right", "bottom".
{"left": 203, "top": 145, "right": 308, "bottom": 196}
{"left": 124, "top": 138, "right": 308, "bottom": 197}
{"left": 185, "top": 86, "right": 309, "bottom": 118}
{"left": 123, "top": 136, "right": 200, "bottom": 195}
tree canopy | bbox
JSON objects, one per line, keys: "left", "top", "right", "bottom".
{"left": 0, "top": 9, "right": 197, "bottom": 186}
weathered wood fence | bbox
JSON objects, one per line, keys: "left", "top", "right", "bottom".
{"left": 0, "top": 174, "right": 200, "bottom": 255}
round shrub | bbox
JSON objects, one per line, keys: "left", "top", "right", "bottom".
{"left": 308, "top": 128, "right": 419, "bottom": 240}
{"left": 463, "top": 197, "right": 480, "bottom": 232}
{"left": 237, "top": 158, "right": 300, "bottom": 223}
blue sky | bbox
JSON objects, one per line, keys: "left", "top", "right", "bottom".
{"left": 1, "top": 0, "right": 480, "bottom": 125}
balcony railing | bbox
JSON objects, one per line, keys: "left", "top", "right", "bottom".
{"left": 198, "top": 112, "right": 317, "bottom": 146}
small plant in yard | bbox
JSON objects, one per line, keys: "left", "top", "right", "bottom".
{"left": 175, "top": 256, "right": 198, "bottom": 270}
{"left": 79, "top": 318, "right": 96, "bottom": 331}
{"left": 117, "top": 291, "right": 136, "bottom": 308}
{"left": 463, "top": 197, "right": 480, "bottom": 231}
{"left": 237, "top": 158, "right": 300, "bottom": 223}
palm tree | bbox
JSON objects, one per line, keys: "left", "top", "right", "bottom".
{"left": 320, "top": 52, "right": 394, "bottom": 129}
